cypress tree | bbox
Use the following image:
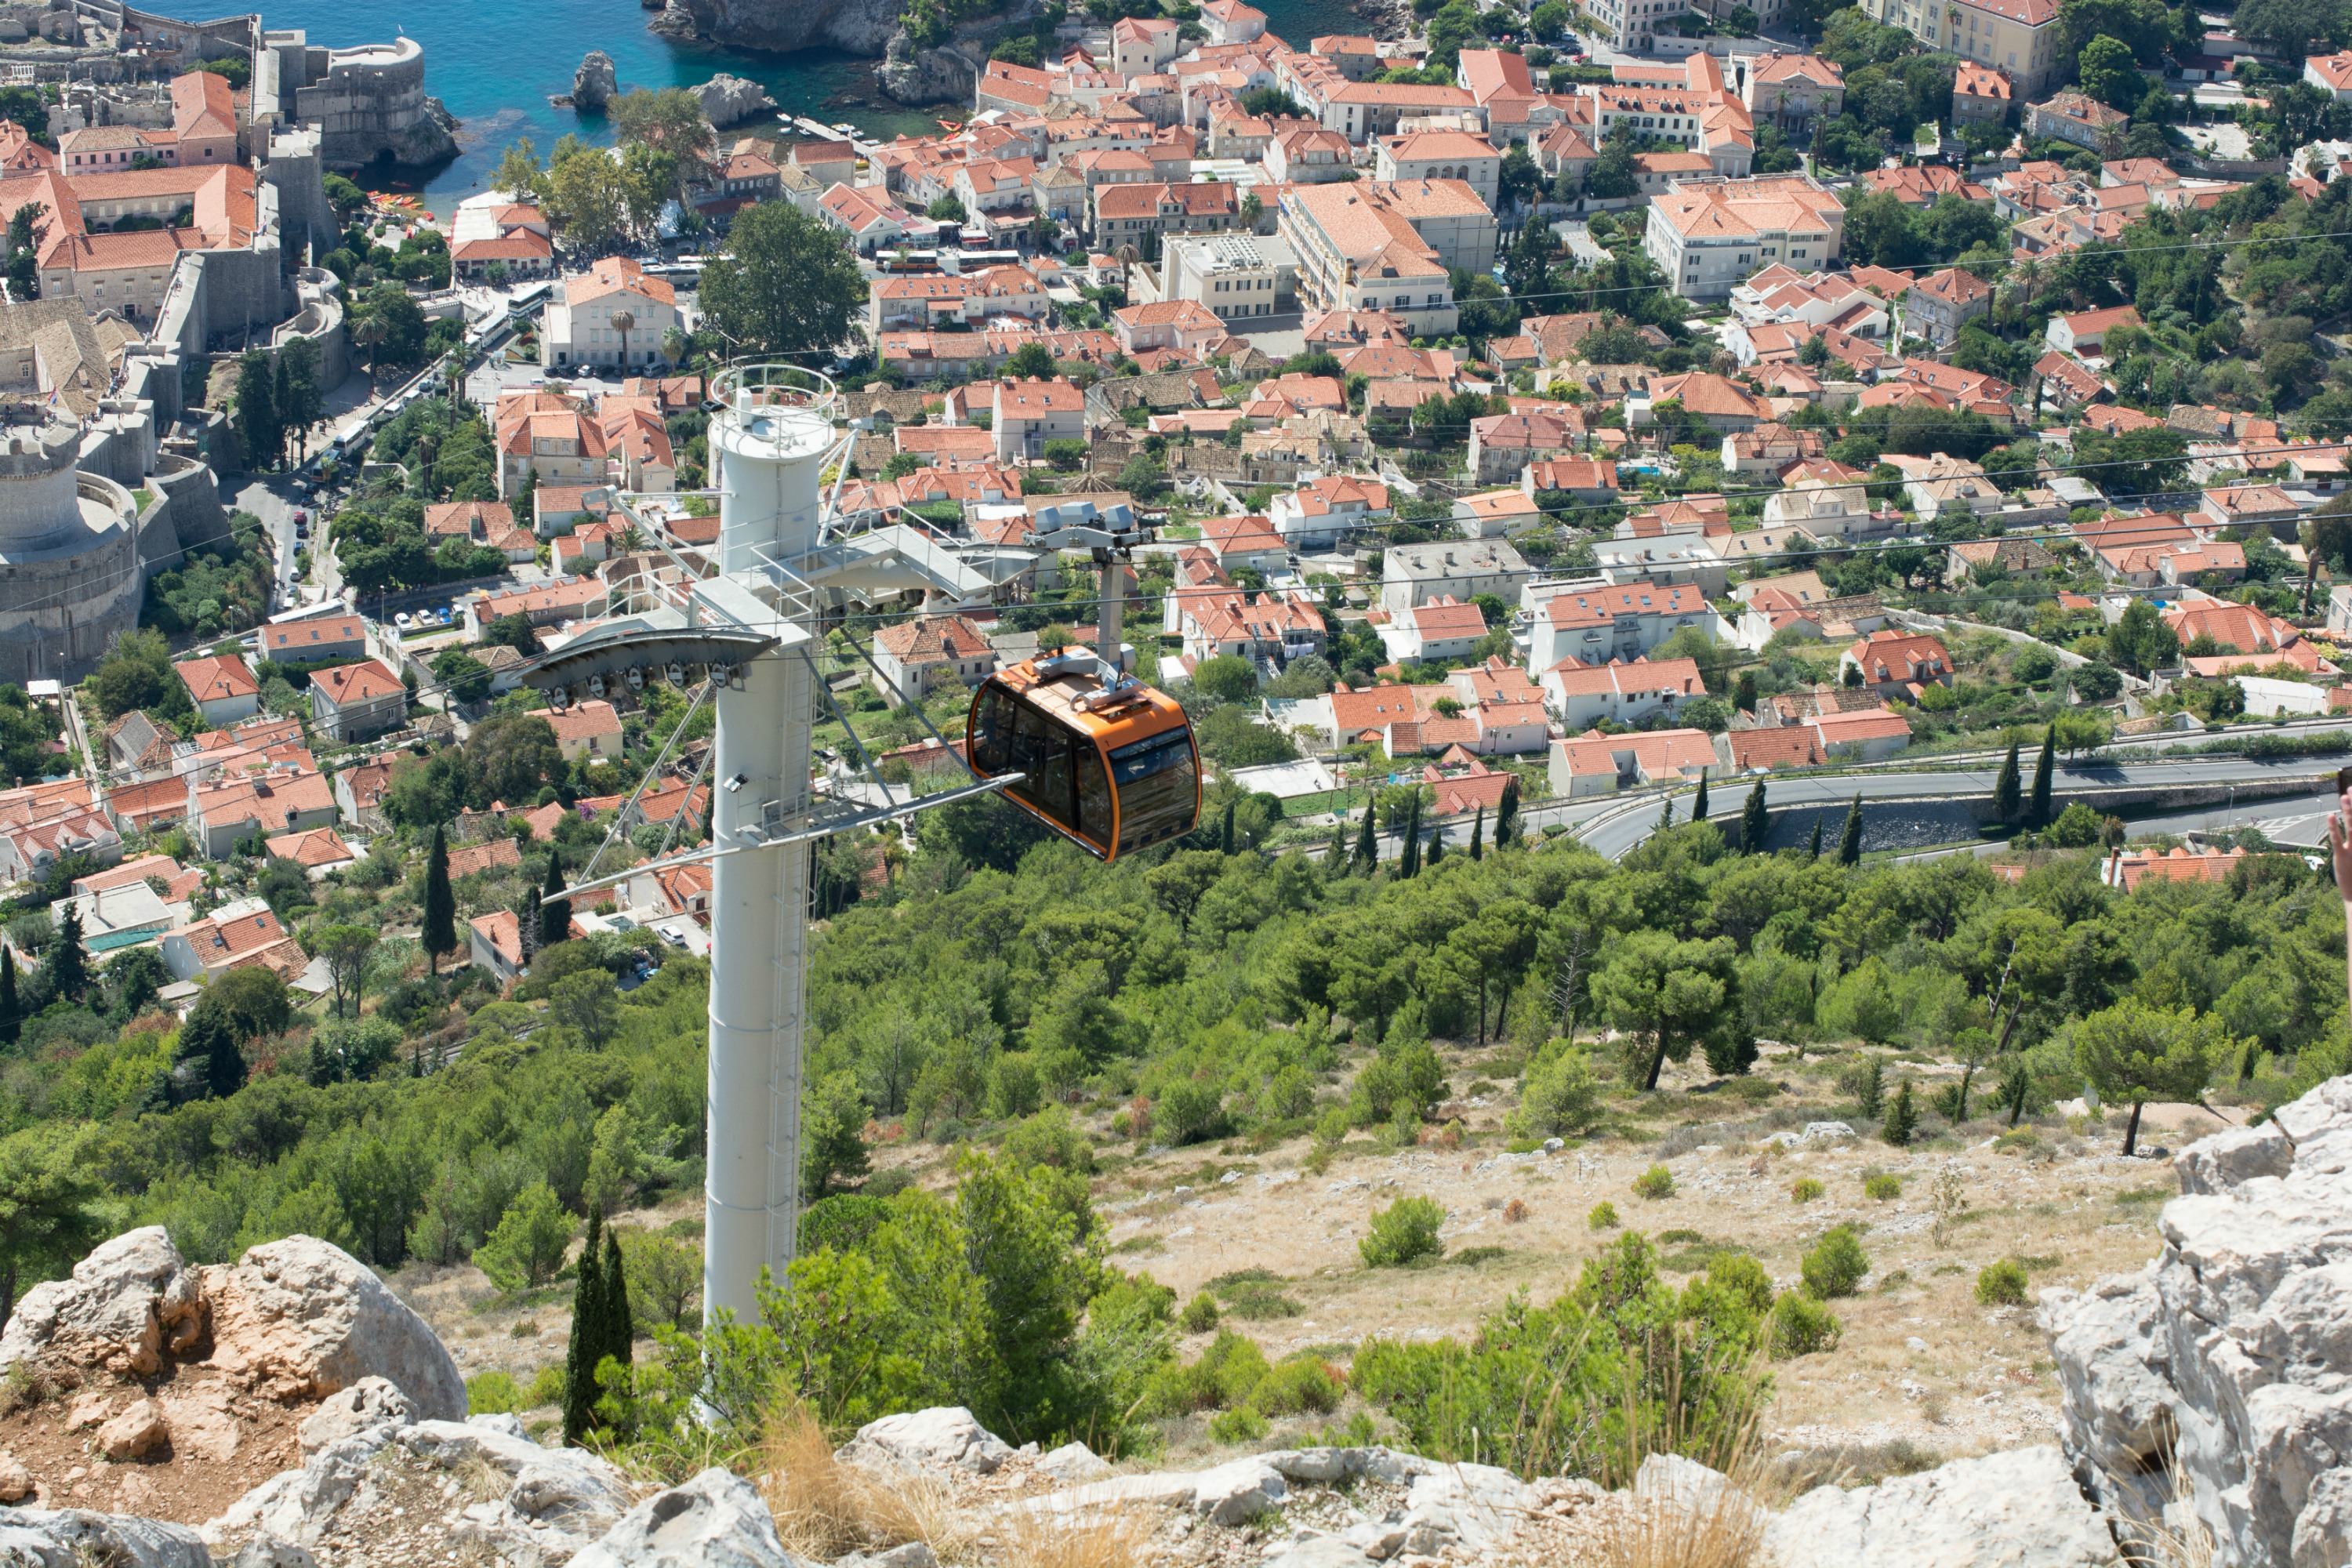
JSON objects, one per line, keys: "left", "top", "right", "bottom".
{"left": 1426, "top": 828, "right": 1445, "bottom": 865}
{"left": 521, "top": 886, "right": 542, "bottom": 959}
{"left": 1494, "top": 776, "right": 1519, "bottom": 847}
{"left": 1220, "top": 799, "right": 1236, "bottom": 855}
{"left": 1740, "top": 779, "right": 1769, "bottom": 854}
{"left": 1882, "top": 1079, "right": 1917, "bottom": 1146}
{"left": 1468, "top": 805, "right": 1484, "bottom": 861}
{"left": 562, "top": 1207, "right": 607, "bottom": 1446}
{"left": 1400, "top": 797, "right": 1423, "bottom": 877}
{"left": 1657, "top": 795, "right": 1675, "bottom": 835}
{"left": 1354, "top": 798, "right": 1377, "bottom": 873}
{"left": 423, "top": 826, "right": 456, "bottom": 975}
{"left": 1992, "top": 740, "right": 2022, "bottom": 824}
{"left": 1807, "top": 817, "right": 1823, "bottom": 858}
{"left": 1691, "top": 768, "right": 1709, "bottom": 820}
{"left": 44, "top": 906, "right": 89, "bottom": 1003}
{"left": 0, "top": 948, "right": 19, "bottom": 1042}
{"left": 598, "top": 1223, "right": 633, "bottom": 1417}
{"left": 539, "top": 856, "right": 571, "bottom": 951}
{"left": 2027, "top": 726, "right": 2056, "bottom": 828}
{"left": 1838, "top": 794, "right": 1864, "bottom": 866}
{"left": 175, "top": 1006, "right": 245, "bottom": 1100}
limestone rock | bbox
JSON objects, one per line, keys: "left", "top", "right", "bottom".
{"left": 298, "top": 1375, "right": 415, "bottom": 1457}
{"left": 2294, "top": 1468, "right": 2352, "bottom": 1568}
{"left": 97, "top": 1396, "right": 169, "bottom": 1461}
{"left": 874, "top": 32, "right": 978, "bottom": 107}
{"left": 574, "top": 51, "right": 619, "bottom": 113}
{"left": 1036, "top": 1440, "right": 1110, "bottom": 1483}
{"left": 2043, "top": 1073, "right": 2352, "bottom": 1564}
{"left": 568, "top": 1465, "right": 800, "bottom": 1567}
{"left": 1399, "top": 1461, "right": 1535, "bottom": 1552}
{"left": 205, "top": 1427, "right": 402, "bottom": 1547}
{"left": 646, "top": 0, "right": 905, "bottom": 57}
{"left": 834, "top": 1545, "right": 935, "bottom": 1568}
{"left": 837, "top": 1407, "right": 1012, "bottom": 1475}
{"left": 230, "top": 1539, "right": 320, "bottom": 1568}
{"left": 0, "top": 1450, "right": 30, "bottom": 1504}
{"left": 201, "top": 1235, "right": 465, "bottom": 1420}
{"left": 1190, "top": 1454, "right": 1287, "bottom": 1525}
{"left": 1765, "top": 1446, "right": 2116, "bottom": 1567}
{"left": 1261, "top": 1540, "right": 1379, "bottom": 1568}
{"left": 0, "top": 1504, "right": 212, "bottom": 1567}
{"left": 694, "top": 73, "right": 775, "bottom": 127}
{"left": 0, "top": 1225, "right": 204, "bottom": 1380}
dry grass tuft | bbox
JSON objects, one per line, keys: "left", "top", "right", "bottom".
{"left": 1595, "top": 1339, "right": 1773, "bottom": 1568}
{"left": 2116, "top": 1450, "right": 2216, "bottom": 1568}
{"left": 759, "top": 1399, "right": 968, "bottom": 1562}
{"left": 995, "top": 1505, "right": 1156, "bottom": 1568}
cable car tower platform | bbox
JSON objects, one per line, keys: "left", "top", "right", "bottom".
{"left": 514, "top": 365, "right": 1108, "bottom": 1330}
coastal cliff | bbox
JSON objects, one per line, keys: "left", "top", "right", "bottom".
{"left": 647, "top": 0, "right": 906, "bottom": 57}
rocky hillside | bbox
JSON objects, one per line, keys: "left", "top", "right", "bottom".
{"left": 9, "top": 1074, "right": 2352, "bottom": 1565}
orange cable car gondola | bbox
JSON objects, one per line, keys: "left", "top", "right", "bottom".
{"left": 962, "top": 503, "right": 1200, "bottom": 862}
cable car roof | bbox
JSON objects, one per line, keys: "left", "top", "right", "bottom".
{"left": 517, "top": 619, "right": 780, "bottom": 693}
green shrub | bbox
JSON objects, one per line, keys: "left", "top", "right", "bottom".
{"left": 1800, "top": 1225, "right": 1869, "bottom": 1300}
{"left": 466, "top": 1370, "right": 521, "bottom": 1414}
{"left": 1975, "top": 1258, "right": 2029, "bottom": 1307}
{"left": 1360, "top": 1196, "right": 1446, "bottom": 1268}
{"left": 1632, "top": 1164, "right": 1675, "bottom": 1200}
{"left": 525, "top": 1364, "right": 566, "bottom": 1406}
{"left": 1250, "top": 1354, "right": 1342, "bottom": 1416}
{"left": 1208, "top": 1404, "right": 1269, "bottom": 1443}
{"left": 1221, "top": 1279, "right": 1303, "bottom": 1319}
{"left": 1588, "top": 1200, "right": 1620, "bottom": 1231}
{"left": 1791, "top": 1177, "right": 1824, "bottom": 1203}
{"left": 1145, "top": 1329, "right": 1272, "bottom": 1414}
{"left": 1351, "top": 1232, "right": 1767, "bottom": 1479}
{"left": 1179, "top": 1291, "right": 1221, "bottom": 1333}
{"left": 1862, "top": 1172, "right": 1903, "bottom": 1201}
{"left": 1769, "top": 1290, "right": 1843, "bottom": 1358}
{"left": 1704, "top": 1252, "right": 1774, "bottom": 1315}
{"left": 1509, "top": 1040, "right": 1602, "bottom": 1137}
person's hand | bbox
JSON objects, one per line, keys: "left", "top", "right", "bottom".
{"left": 2332, "top": 789, "right": 2352, "bottom": 898}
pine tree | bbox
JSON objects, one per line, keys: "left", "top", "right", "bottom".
{"left": 1220, "top": 800, "right": 1236, "bottom": 855}
{"left": 2027, "top": 726, "right": 2056, "bottom": 829}
{"left": 0, "top": 948, "right": 19, "bottom": 1042}
{"left": 1691, "top": 768, "right": 1709, "bottom": 820}
{"left": 1657, "top": 795, "right": 1675, "bottom": 835}
{"left": 44, "top": 905, "right": 89, "bottom": 1003}
{"left": 1494, "top": 776, "right": 1519, "bottom": 847}
{"left": 539, "top": 856, "right": 571, "bottom": 951}
{"left": 1354, "top": 798, "right": 1377, "bottom": 873}
{"left": 1992, "top": 741, "right": 2022, "bottom": 824}
{"left": 1468, "top": 806, "right": 1484, "bottom": 861}
{"left": 562, "top": 1207, "right": 607, "bottom": 1446}
{"left": 1740, "top": 779, "right": 1769, "bottom": 854}
{"left": 1882, "top": 1079, "right": 1917, "bottom": 1146}
{"left": 176, "top": 1004, "right": 247, "bottom": 1100}
{"left": 1807, "top": 818, "right": 1823, "bottom": 858}
{"left": 1838, "top": 794, "right": 1864, "bottom": 866}
{"left": 423, "top": 826, "right": 456, "bottom": 975}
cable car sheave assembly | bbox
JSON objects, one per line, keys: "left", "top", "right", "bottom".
{"left": 965, "top": 501, "right": 1201, "bottom": 863}
{"left": 507, "top": 366, "right": 1197, "bottom": 1334}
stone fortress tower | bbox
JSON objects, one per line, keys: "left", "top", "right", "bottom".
{"left": 0, "top": 403, "right": 143, "bottom": 684}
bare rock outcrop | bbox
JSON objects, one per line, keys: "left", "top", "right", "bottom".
{"left": 0, "top": 1230, "right": 463, "bottom": 1425}
{"left": 0, "top": 1503, "right": 212, "bottom": 1566}
{"left": 694, "top": 73, "right": 776, "bottom": 127}
{"left": 2042, "top": 1073, "right": 2352, "bottom": 1565}
{"left": 574, "top": 51, "right": 619, "bottom": 112}
{"left": 567, "top": 1467, "right": 800, "bottom": 1567}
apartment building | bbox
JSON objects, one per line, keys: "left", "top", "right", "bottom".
{"left": 1163, "top": 232, "right": 1288, "bottom": 320}
{"left": 1859, "top": 0, "right": 2063, "bottom": 96}
{"left": 1373, "top": 130, "right": 1501, "bottom": 209}
{"left": 1278, "top": 182, "right": 1459, "bottom": 336}
{"left": 1642, "top": 173, "right": 1845, "bottom": 300}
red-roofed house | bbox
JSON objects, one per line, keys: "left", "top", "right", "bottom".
{"left": 309, "top": 660, "right": 408, "bottom": 742}
{"left": 1375, "top": 596, "right": 1490, "bottom": 662}
{"left": 174, "top": 655, "right": 260, "bottom": 726}
{"left": 546, "top": 256, "right": 682, "bottom": 373}
{"left": 1840, "top": 629, "right": 1952, "bottom": 697}
{"left": 265, "top": 826, "right": 358, "bottom": 879}
{"left": 545, "top": 699, "right": 625, "bottom": 764}
{"left": 260, "top": 614, "right": 367, "bottom": 667}
{"left": 2103, "top": 844, "right": 2243, "bottom": 889}
{"left": 1540, "top": 655, "right": 1706, "bottom": 728}
{"left": 470, "top": 909, "right": 525, "bottom": 985}
{"left": 872, "top": 614, "right": 999, "bottom": 706}
{"left": 993, "top": 377, "right": 1086, "bottom": 463}
{"left": 2045, "top": 304, "right": 2141, "bottom": 357}
{"left": 1178, "top": 590, "right": 1327, "bottom": 666}
{"left": 163, "top": 902, "right": 302, "bottom": 982}
{"left": 1548, "top": 728, "right": 1717, "bottom": 796}
{"left": 1809, "top": 706, "right": 1913, "bottom": 760}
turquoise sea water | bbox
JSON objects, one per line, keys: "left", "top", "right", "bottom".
{"left": 147, "top": 0, "right": 1368, "bottom": 212}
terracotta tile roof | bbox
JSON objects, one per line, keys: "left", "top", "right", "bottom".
{"left": 567, "top": 255, "right": 676, "bottom": 307}
{"left": 1725, "top": 727, "right": 1822, "bottom": 771}
{"left": 175, "top": 655, "right": 258, "bottom": 704}
{"left": 471, "top": 909, "right": 524, "bottom": 967}
{"left": 876, "top": 613, "right": 994, "bottom": 663}
{"left": 311, "top": 659, "right": 405, "bottom": 706}
{"left": 448, "top": 838, "right": 524, "bottom": 878}
{"left": 264, "top": 826, "right": 355, "bottom": 868}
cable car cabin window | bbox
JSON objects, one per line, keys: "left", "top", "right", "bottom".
{"left": 1110, "top": 726, "right": 1198, "bottom": 855}
{"left": 969, "top": 685, "right": 1017, "bottom": 775}
{"left": 1003, "top": 701, "right": 1076, "bottom": 829}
